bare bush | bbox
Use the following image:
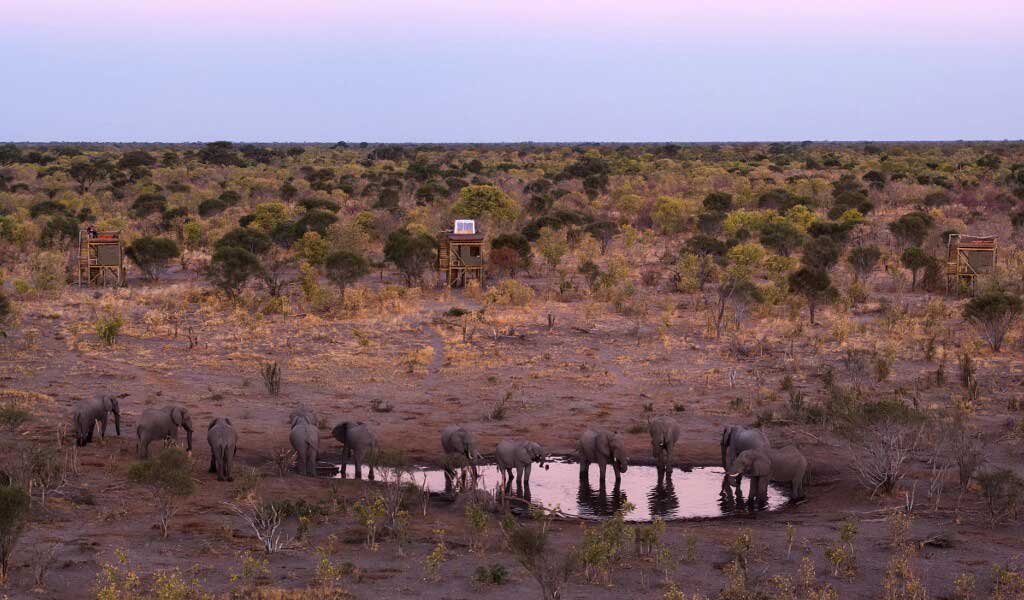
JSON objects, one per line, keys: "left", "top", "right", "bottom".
{"left": 976, "top": 468, "right": 1024, "bottom": 526}
{"left": 227, "top": 495, "right": 289, "bottom": 553}
{"left": 948, "top": 419, "right": 984, "bottom": 491}
{"left": 261, "top": 362, "right": 281, "bottom": 395}
{"left": 850, "top": 423, "right": 919, "bottom": 497}
{"left": 501, "top": 512, "right": 577, "bottom": 600}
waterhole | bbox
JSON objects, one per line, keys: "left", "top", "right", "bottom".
{"left": 333, "top": 455, "right": 789, "bottom": 522}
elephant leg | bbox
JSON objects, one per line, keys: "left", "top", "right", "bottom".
{"left": 515, "top": 466, "right": 525, "bottom": 496}
{"left": 792, "top": 478, "right": 803, "bottom": 501}
{"left": 308, "top": 451, "right": 317, "bottom": 477}
{"left": 209, "top": 452, "right": 217, "bottom": 474}
{"left": 368, "top": 459, "right": 375, "bottom": 481}
{"left": 225, "top": 454, "right": 234, "bottom": 482}
{"left": 354, "top": 449, "right": 363, "bottom": 479}
{"left": 758, "top": 478, "right": 769, "bottom": 508}
{"left": 99, "top": 415, "right": 108, "bottom": 440}
{"left": 86, "top": 420, "right": 95, "bottom": 444}
{"left": 340, "top": 447, "right": 348, "bottom": 478}
{"left": 598, "top": 461, "right": 607, "bottom": 488}
{"left": 523, "top": 464, "right": 533, "bottom": 500}
{"left": 579, "top": 459, "right": 589, "bottom": 481}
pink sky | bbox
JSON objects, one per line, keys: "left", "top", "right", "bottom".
{"left": 9, "top": 0, "right": 1024, "bottom": 41}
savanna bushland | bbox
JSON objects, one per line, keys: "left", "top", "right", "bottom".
{"left": 2, "top": 140, "right": 1024, "bottom": 598}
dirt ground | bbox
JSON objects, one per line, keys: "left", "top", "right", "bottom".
{"left": 2, "top": 269, "right": 1024, "bottom": 599}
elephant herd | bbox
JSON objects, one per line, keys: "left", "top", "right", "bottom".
{"left": 71, "top": 395, "right": 808, "bottom": 505}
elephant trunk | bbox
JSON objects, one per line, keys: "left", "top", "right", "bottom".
{"left": 185, "top": 428, "right": 193, "bottom": 452}
{"left": 113, "top": 411, "right": 121, "bottom": 436}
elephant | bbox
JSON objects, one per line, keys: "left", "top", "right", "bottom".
{"left": 332, "top": 421, "right": 377, "bottom": 480}
{"left": 727, "top": 446, "right": 808, "bottom": 507}
{"left": 290, "top": 411, "right": 319, "bottom": 476}
{"left": 648, "top": 416, "right": 681, "bottom": 481}
{"left": 72, "top": 394, "right": 124, "bottom": 446}
{"left": 495, "top": 440, "right": 546, "bottom": 497}
{"left": 441, "top": 425, "right": 482, "bottom": 491}
{"left": 720, "top": 425, "right": 770, "bottom": 490}
{"left": 578, "top": 429, "right": 628, "bottom": 487}
{"left": 136, "top": 405, "right": 193, "bottom": 459}
{"left": 289, "top": 406, "right": 317, "bottom": 427}
{"left": 207, "top": 417, "right": 238, "bottom": 482}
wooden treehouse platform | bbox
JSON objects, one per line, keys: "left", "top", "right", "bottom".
{"left": 945, "top": 233, "right": 996, "bottom": 294}
{"left": 77, "top": 230, "right": 125, "bottom": 287}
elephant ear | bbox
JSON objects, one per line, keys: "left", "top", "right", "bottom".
{"left": 223, "top": 417, "right": 232, "bottom": 426}
{"left": 170, "top": 407, "right": 183, "bottom": 427}
{"left": 102, "top": 396, "right": 113, "bottom": 411}
{"left": 721, "top": 427, "right": 732, "bottom": 447}
{"left": 752, "top": 450, "right": 772, "bottom": 477}
{"left": 208, "top": 418, "right": 219, "bottom": 431}
{"left": 332, "top": 423, "right": 349, "bottom": 442}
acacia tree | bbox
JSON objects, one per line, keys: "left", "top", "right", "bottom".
{"left": 899, "top": 246, "right": 932, "bottom": 290}
{"left": 788, "top": 267, "right": 838, "bottom": 324}
{"left": 535, "top": 227, "right": 568, "bottom": 271}
{"left": 127, "top": 237, "right": 180, "bottom": 281}
{"left": 714, "top": 243, "right": 765, "bottom": 337}
{"left": 384, "top": 228, "right": 435, "bottom": 285}
{"left": 888, "top": 212, "right": 934, "bottom": 247}
{"left": 847, "top": 245, "right": 882, "bottom": 283}
{"left": 963, "top": 291, "right": 1023, "bottom": 352}
{"left": 325, "top": 250, "right": 369, "bottom": 293}
{"left": 207, "top": 247, "right": 262, "bottom": 297}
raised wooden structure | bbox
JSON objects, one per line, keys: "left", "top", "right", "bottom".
{"left": 945, "top": 234, "right": 996, "bottom": 293}
{"left": 438, "top": 220, "right": 484, "bottom": 287}
{"left": 77, "top": 230, "right": 125, "bottom": 287}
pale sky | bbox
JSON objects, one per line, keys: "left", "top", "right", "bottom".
{"left": 2, "top": 1, "right": 1023, "bottom": 142}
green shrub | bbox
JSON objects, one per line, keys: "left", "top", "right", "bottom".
{"left": 473, "top": 563, "right": 509, "bottom": 585}
{"left": 128, "top": 448, "right": 196, "bottom": 538}
{"left": 94, "top": 313, "right": 124, "bottom": 346}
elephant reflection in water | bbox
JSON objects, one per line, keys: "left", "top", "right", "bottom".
{"left": 577, "top": 479, "right": 628, "bottom": 518}
{"left": 719, "top": 474, "right": 765, "bottom": 512}
{"left": 647, "top": 478, "right": 680, "bottom": 519}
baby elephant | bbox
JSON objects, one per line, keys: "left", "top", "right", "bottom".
{"left": 289, "top": 407, "right": 319, "bottom": 476}
{"left": 727, "top": 446, "right": 807, "bottom": 507}
{"left": 578, "top": 429, "right": 628, "bottom": 487}
{"left": 72, "top": 394, "right": 123, "bottom": 447}
{"left": 332, "top": 421, "right": 378, "bottom": 480}
{"left": 649, "top": 416, "right": 681, "bottom": 481}
{"left": 721, "top": 425, "right": 770, "bottom": 490}
{"left": 495, "top": 440, "right": 546, "bottom": 496}
{"left": 136, "top": 405, "right": 193, "bottom": 459}
{"left": 207, "top": 417, "right": 238, "bottom": 481}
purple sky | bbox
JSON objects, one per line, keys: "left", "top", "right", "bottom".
{"left": 3, "top": 1, "right": 1023, "bottom": 142}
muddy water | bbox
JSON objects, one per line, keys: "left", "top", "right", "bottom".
{"left": 337, "top": 456, "right": 789, "bottom": 522}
